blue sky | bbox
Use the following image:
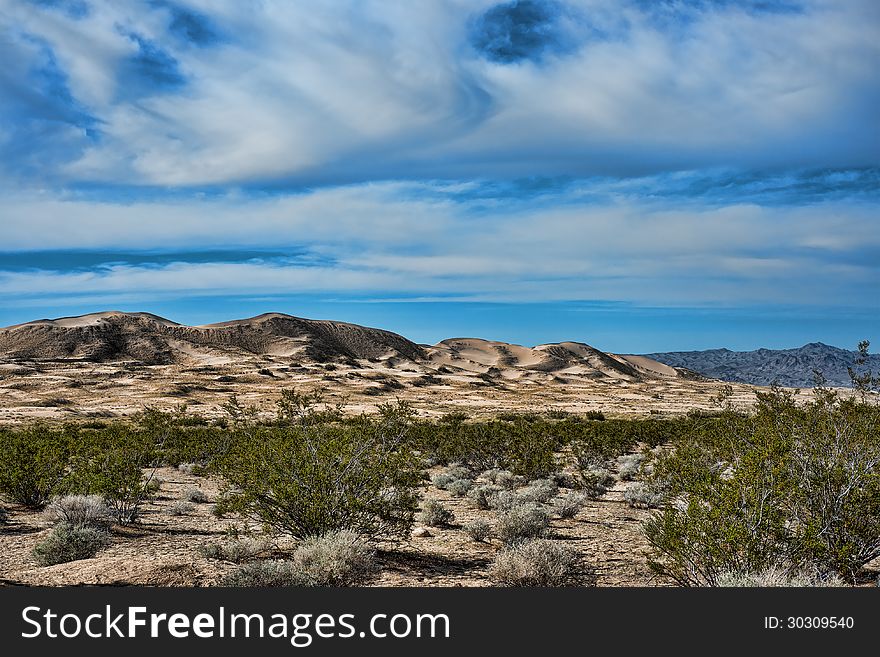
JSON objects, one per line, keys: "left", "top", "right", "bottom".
{"left": 0, "top": 0, "right": 878, "bottom": 352}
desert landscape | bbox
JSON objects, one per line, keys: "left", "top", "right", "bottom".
{"left": 2, "top": 0, "right": 877, "bottom": 604}
{"left": 1, "top": 311, "right": 877, "bottom": 589}
{"left": 0, "top": 310, "right": 774, "bottom": 425}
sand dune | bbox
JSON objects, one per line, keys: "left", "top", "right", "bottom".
{"left": 0, "top": 311, "right": 681, "bottom": 388}
{"left": 0, "top": 312, "right": 425, "bottom": 365}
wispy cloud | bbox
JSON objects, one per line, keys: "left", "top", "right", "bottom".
{"left": 0, "top": 1, "right": 877, "bottom": 348}
{"left": 1, "top": 178, "right": 876, "bottom": 311}
{"left": 1, "top": 0, "right": 877, "bottom": 186}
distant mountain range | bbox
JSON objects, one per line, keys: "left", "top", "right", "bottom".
{"left": 647, "top": 343, "right": 879, "bottom": 388}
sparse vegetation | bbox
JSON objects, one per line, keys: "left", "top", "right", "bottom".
{"left": 616, "top": 453, "right": 645, "bottom": 481}
{"left": 168, "top": 500, "right": 195, "bottom": 516}
{"left": 624, "top": 482, "right": 665, "bottom": 509}
{"left": 466, "top": 484, "right": 503, "bottom": 510}
{"left": 185, "top": 488, "right": 209, "bottom": 503}
{"left": 516, "top": 478, "right": 558, "bottom": 505}
{"left": 715, "top": 567, "right": 847, "bottom": 588}
{"left": 446, "top": 478, "right": 474, "bottom": 497}
{"left": 199, "top": 535, "right": 268, "bottom": 563}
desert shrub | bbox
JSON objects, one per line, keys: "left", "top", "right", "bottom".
{"left": 495, "top": 503, "right": 550, "bottom": 544}
{"left": 214, "top": 399, "right": 422, "bottom": 539}
{"left": 486, "top": 489, "right": 517, "bottom": 511}
{"left": 32, "top": 522, "right": 111, "bottom": 566}
{"left": 0, "top": 425, "right": 71, "bottom": 508}
{"left": 178, "top": 462, "right": 197, "bottom": 475}
{"left": 644, "top": 389, "right": 880, "bottom": 585}
{"left": 199, "top": 536, "right": 267, "bottom": 563}
{"left": 444, "top": 465, "right": 472, "bottom": 480}
{"left": 430, "top": 473, "right": 455, "bottom": 489}
{"left": 45, "top": 495, "right": 111, "bottom": 527}
{"left": 552, "top": 492, "right": 588, "bottom": 519}
{"left": 439, "top": 411, "right": 469, "bottom": 424}
{"left": 221, "top": 560, "right": 298, "bottom": 587}
{"left": 616, "top": 453, "right": 645, "bottom": 481}
{"left": 446, "top": 478, "right": 474, "bottom": 497}
{"left": 466, "top": 484, "right": 503, "bottom": 510}
{"left": 482, "top": 468, "right": 501, "bottom": 483}
{"left": 624, "top": 482, "right": 665, "bottom": 509}
{"left": 66, "top": 426, "right": 159, "bottom": 524}
{"left": 185, "top": 488, "right": 209, "bottom": 503}
{"left": 418, "top": 500, "right": 455, "bottom": 527}
{"left": 498, "top": 412, "right": 540, "bottom": 423}
{"left": 494, "top": 470, "right": 524, "bottom": 490}
{"left": 408, "top": 421, "right": 558, "bottom": 479}
{"left": 169, "top": 500, "right": 195, "bottom": 516}
{"left": 290, "top": 530, "right": 378, "bottom": 586}
{"left": 716, "top": 566, "right": 846, "bottom": 588}
{"left": 463, "top": 519, "right": 492, "bottom": 542}
{"left": 585, "top": 411, "right": 606, "bottom": 421}
{"left": 517, "top": 479, "right": 558, "bottom": 504}
{"left": 578, "top": 467, "right": 614, "bottom": 498}
{"left": 490, "top": 539, "right": 592, "bottom": 587}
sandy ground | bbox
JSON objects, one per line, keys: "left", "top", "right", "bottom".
{"left": 0, "top": 356, "right": 784, "bottom": 425}
{"left": 0, "top": 465, "right": 661, "bottom": 588}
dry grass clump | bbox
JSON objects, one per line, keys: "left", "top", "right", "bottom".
{"left": 463, "top": 519, "right": 492, "bottom": 543}
{"left": 185, "top": 488, "right": 210, "bottom": 503}
{"left": 290, "top": 530, "right": 378, "bottom": 586}
{"left": 551, "top": 492, "right": 588, "bottom": 519}
{"left": 495, "top": 503, "right": 549, "bottom": 544}
{"left": 220, "top": 530, "right": 377, "bottom": 587}
{"left": 32, "top": 522, "right": 111, "bottom": 566}
{"left": 45, "top": 495, "right": 111, "bottom": 527}
{"left": 490, "top": 539, "right": 593, "bottom": 587}
{"left": 418, "top": 500, "right": 455, "bottom": 527}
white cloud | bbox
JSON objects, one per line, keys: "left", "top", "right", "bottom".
{"left": 1, "top": 182, "right": 876, "bottom": 308}
{"left": 2, "top": 0, "right": 877, "bottom": 185}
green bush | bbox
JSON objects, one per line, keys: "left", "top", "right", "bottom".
{"left": 644, "top": 390, "right": 880, "bottom": 585}
{"left": 214, "top": 399, "right": 422, "bottom": 539}
{"left": 0, "top": 425, "right": 71, "bottom": 508}
{"left": 66, "top": 426, "right": 158, "bottom": 524}
{"left": 408, "top": 420, "right": 559, "bottom": 479}
{"left": 32, "top": 521, "right": 111, "bottom": 566}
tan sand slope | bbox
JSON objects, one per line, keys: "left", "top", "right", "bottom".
{"left": 0, "top": 311, "right": 425, "bottom": 365}
{"left": 427, "top": 337, "right": 676, "bottom": 381}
